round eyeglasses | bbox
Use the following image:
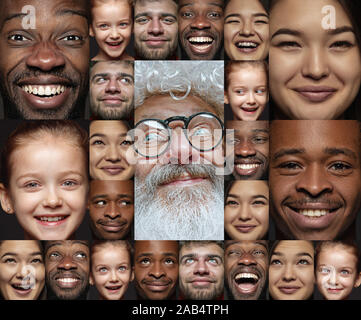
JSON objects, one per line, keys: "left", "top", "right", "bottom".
{"left": 132, "top": 112, "right": 224, "bottom": 158}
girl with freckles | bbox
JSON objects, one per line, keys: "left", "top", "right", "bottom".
{"left": 0, "top": 121, "right": 89, "bottom": 240}
{"left": 315, "top": 241, "right": 361, "bottom": 300}
{"left": 90, "top": 240, "right": 134, "bottom": 300}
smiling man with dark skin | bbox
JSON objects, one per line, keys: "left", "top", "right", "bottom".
{"left": 178, "top": 0, "right": 224, "bottom": 60}
{"left": 134, "top": 240, "right": 179, "bottom": 300}
{"left": 270, "top": 120, "right": 361, "bottom": 240}
{"left": 88, "top": 180, "right": 134, "bottom": 240}
{"left": 0, "top": 0, "right": 90, "bottom": 119}
{"left": 225, "top": 121, "right": 269, "bottom": 180}
{"left": 225, "top": 240, "right": 268, "bottom": 300}
{"left": 45, "top": 240, "right": 90, "bottom": 300}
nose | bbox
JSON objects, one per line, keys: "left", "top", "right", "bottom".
{"left": 105, "top": 76, "right": 121, "bottom": 94}
{"left": 247, "top": 92, "right": 256, "bottom": 105}
{"left": 282, "top": 263, "right": 296, "bottom": 281}
{"left": 238, "top": 204, "right": 252, "bottom": 221}
{"left": 26, "top": 41, "right": 66, "bottom": 72}
{"left": 104, "top": 201, "right": 121, "bottom": 219}
{"left": 110, "top": 26, "right": 121, "bottom": 39}
{"left": 296, "top": 163, "right": 333, "bottom": 197}
{"left": 234, "top": 139, "right": 256, "bottom": 158}
{"left": 148, "top": 18, "right": 164, "bottom": 35}
{"left": 301, "top": 46, "right": 329, "bottom": 80}
{"left": 190, "top": 14, "right": 211, "bottom": 29}
{"left": 194, "top": 258, "right": 210, "bottom": 276}
{"left": 58, "top": 255, "right": 77, "bottom": 270}
{"left": 42, "top": 187, "right": 63, "bottom": 208}
{"left": 240, "top": 20, "right": 254, "bottom": 36}
{"left": 238, "top": 252, "right": 257, "bottom": 266}
{"left": 149, "top": 261, "right": 165, "bottom": 279}
{"left": 161, "top": 128, "right": 198, "bottom": 165}
{"left": 105, "top": 144, "right": 121, "bottom": 162}
{"left": 15, "top": 263, "right": 30, "bottom": 279}
{"left": 110, "top": 269, "right": 119, "bottom": 283}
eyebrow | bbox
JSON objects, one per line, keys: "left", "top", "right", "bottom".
{"left": 136, "top": 252, "right": 177, "bottom": 258}
{"left": 89, "top": 133, "right": 128, "bottom": 139}
{"left": 46, "top": 241, "right": 88, "bottom": 253}
{"left": 91, "top": 72, "right": 134, "bottom": 82}
{"left": 179, "top": 2, "right": 223, "bottom": 9}
{"left": 227, "top": 193, "right": 268, "bottom": 201}
{"left": 134, "top": 12, "right": 177, "bottom": 20}
{"left": 181, "top": 253, "right": 223, "bottom": 261}
{"left": 55, "top": 9, "right": 88, "bottom": 20}
{"left": 1, "top": 251, "right": 42, "bottom": 259}
{"left": 324, "top": 147, "right": 357, "bottom": 160}
{"left": 272, "top": 148, "right": 305, "bottom": 161}
{"left": 225, "top": 12, "right": 268, "bottom": 20}
{"left": 272, "top": 25, "right": 355, "bottom": 40}
{"left": 91, "top": 194, "right": 132, "bottom": 200}
{"left": 272, "top": 251, "right": 313, "bottom": 259}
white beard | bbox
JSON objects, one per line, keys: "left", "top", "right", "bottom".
{"left": 135, "top": 164, "right": 224, "bottom": 240}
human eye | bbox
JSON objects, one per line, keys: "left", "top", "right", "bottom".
{"left": 164, "top": 258, "right": 175, "bottom": 265}
{"left": 24, "top": 181, "right": 41, "bottom": 190}
{"left": 119, "top": 21, "right": 130, "bottom": 28}
{"left": 162, "top": 16, "right": 176, "bottom": 24}
{"left": 319, "top": 266, "right": 330, "bottom": 274}
{"left": 252, "top": 199, "right": 267, "bottom": 206}
{"left": 135, "top": 17, "right": 150, "bottom": 24}
{"left": 330, "top": 40, "right": 354, "bottom": 51}
{"left": 208, "top": 257, "right": 220, "bottom": 265}
{"left": 184, "top": 257, "right": 195, "bottom": 264}
{"left": 62, "top": 180, "right": 78, "bottom": 188}
{"left": 208, "top": 11, "right": 222, "bottom": 19}
{"left": 31, "top": 257, "right": 43, "bottom": 264}
{"left": 253, "top": 250, "right": 265, "bottom": 257}
{"left": 74, "top": 252, "right": 87, "bottom": 260}
{"left": 62, "top": 34, "right": 83, "bottom": 41}
{"left": 235, "top": 88, "right": 246, "bottom": 95}
{"left": 340, "top": 269, "right": 351, "bottom": 276}
{"left": 275, "top": 40, "right": 301, "bottom": 51}
{"left": 94, "top": 199, "right": 107, "bottom": 207}
{"left": 297, "top": 258, "right": 311, "bottom": 265}
{"left": 180, "top": 11, "right": 194, "bottom": 19}
{"left": 140, "top": 258, "right": 151, "bottom": 266}
{"left": 225, "top": 199, "right": 239, "bottom": 206}
{"left": 276, "top": 161, "right": 303, "bottom": 175}
{"left": 91, "top": 139, "right": 105, "bottom": 146}
{"left": 49, "top": 252, "right": 61, "bottom": 260}
{"left": 255, "top": 87, "right": 267, "bottom": 95}
{"left": 118, "top": 199, "right": 132, "bottom": 206}
{"left": 4, "top": 258, "right": 16, "bottom": 264}
{"left": 120, "top": 77, "right": 133, "bottom": 85}
{"left": 119, "top": 265, "right": 128, "bottom": 272}
{"left": 94, "top": 76, "right": 108, "bottom": 84}
{"left": 328, "top": 161, "right": 353, "bottom": 176}
{"left": 8, "top": 33, "right": 32, "bottom": 43}
{"left": 225, "top": 17, "right": 240, "bottom": 24}
{"left": 254, "top": 17, "right": 269, "bottom": 25}
{"left": 251, "top": 135, "right": 268, "bottom": 144}
{"left": 270, "top": 259, "right": 282, "bottom": 265}
{"left": 227, "top": 250, "right": 241, "bottom": 257}
{"left": 120, "top": 139, "right": 133, "bottom": 146}
{"left": 98, "top": 23, "right": 109, "bottom": 30}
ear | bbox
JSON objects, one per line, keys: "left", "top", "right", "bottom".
{"left": 354, "top": 272, "right": 361, "bottom": 288}
{"left": 89, "top": 272, "right": 95, "bottom": 286}
{"left": 89, "top": 24, "right": 95, "bottom": 37}
{"left": 224, "top": 91, "right": 229, "bottom": 105}
{"left": 0, "top": 183, "right": 14, "bottom": 214}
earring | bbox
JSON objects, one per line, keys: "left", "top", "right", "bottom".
{"left": 7, "top": 208, "right": 11, "bottom": 213}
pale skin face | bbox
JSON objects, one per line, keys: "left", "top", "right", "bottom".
{"left": 224, "top": 0, "right": 269, "bottom": 60}
{"left": 269, "top": 241, "right": 315, "bottom": 300}
{"left": 225, "top": 181, "right": 269, "bottom": 240}
{"left": 179, "top": 243, "right": 224, "bottom": 300}
{"left": 90, "top": 244, "right": 134, "bottom": 300}
{"left": 134, "top": 0, "right": 178, "bottom": 60}
{"left": 90, "top": 1, "right": 133, "bottom": 60}
{"left": 0, "top": 137, "right": 88, "bottom": 240}
{"left": 225, "top": 65, "right": 268, "bottom": 121}
{"left": 135, "top": 94, "right": 224, "bottom": 187}
{"left": 269, "top": 0, "right": 361, "bottom": 120}
{"left": 89, "top": 120, "right": 135, "bottom": 180}
{"left": 0, "top": 241, "right": 45, "bottom": 300}
{"left": 316, "top": 246, "right": 361, "bottom": 300}
{"left": 89, "top": 61, "right": 134, "bottom": 120}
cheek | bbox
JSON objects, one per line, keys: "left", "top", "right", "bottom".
{"left": 255, "top": 25, "right": 269, "bottom": 42}
{"left": 224, "top": 25, "right": 237, "bottom": 42}
{"left": 0, "top": 266, "right": 13, "bottom": 283}
{"left": 90, "top": 148, "right": 104, "bottom": 165}
{"left": 330, "top": 52, "right": 361, "bottom": 86}
{"left": 270, "top": 51, "right": 300, "bottom": 85}
{"left": 90, "top": 208, "right": 104, "bottom": 220}
{"left": 253, "top": 206, "right": 269, "bottom": 225}
{"left": 94, "top": 30, "right": 109, "bottom": 42}
{"left": 256, "top": 95, "right": 268, "bottom": 107}
{"left": 224, "top": 207, "right": 238, "bottom": 223}
{"left": 256, "top": 145, "right": 269, "bottom": 158}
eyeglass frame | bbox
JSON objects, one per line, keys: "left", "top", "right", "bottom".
{"left": 132, "top": 111, "right": 225, "bottom": 158}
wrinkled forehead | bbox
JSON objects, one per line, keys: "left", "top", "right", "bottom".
{"left": 226, "top": 120, "right": 269, "bottom": 137}
{"left": 135, "top": 0, "right": 178, "bottom": 14}
{"left": 135, "top": 94, "right": 218, "bottom": 122}
{"left": 91, "top": 61, "right": 134, "bottom": 78}
{"left": 45, "top": 240, "right": 89, "bottom": 255}
{"left": 0, "top": 0, "right": 89, "bottom": 29}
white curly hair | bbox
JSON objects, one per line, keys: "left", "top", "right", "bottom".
{"left": 134, "top": 61, "right": 224, "bottom": 119}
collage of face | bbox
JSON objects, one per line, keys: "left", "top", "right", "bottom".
{"left": 0, "top": 0, "right": 361, "bottom": 301}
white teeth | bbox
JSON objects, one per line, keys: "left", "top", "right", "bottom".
{"left": 236, "top": 41, "right": 258, "bottom": 48}
{"left": 299, "top": 209, "right": 328, "bottom": 217}
{"left": 189, "top": 36, "right": 213, "bottom": 43}
{"left": 39, "top": 216, "right": 65, "bottom": 222}
{"left": 235, "top": 273, "right": 259, "bottom": 280}
{"left": 21, "top": 85, "right": 66, "bottom": 96}
{"left": 57, "top": 278, "right": 78, "bottom": 283}
{"left": 236, "top": 164, "right": 260, "bottom": 169}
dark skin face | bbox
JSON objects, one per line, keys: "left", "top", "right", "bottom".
{"left": 45, "top": 241, "right": 90, "bottom": 300}
{"left": 88, "top": 180, "right": 134, "bottom": 240}
{"left": 225, "top": 240, "right": 268, "bottom": 300}
{"left": 270, "top": 120, "right": 361, "bottom": 240}
{"left": 0, "top": 0, "right": 89, "bottom": 119}
{"left": 225, "top": 121, "right": 269, "bottom": 180}
{"left": 178, "top": 0, "right": 224, "bottom": 60}
{"left": 134, "top": 241, "right": 179, "bottom": 300}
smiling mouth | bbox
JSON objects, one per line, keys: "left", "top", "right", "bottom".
{"left": 234, "top": 272, "right": 260, "bottom": 293}
{"left": 106, "top": 41, "right": 123, "bottom": 47}
{"left": 21, "top": 85, "right": 66, "bottom": 98}
{"left": 12, "top": 283, "right": 33, "bottom": 291}
{"left": 278, "top": 286, "right": 301, "bottom": 294}
{"left": 105, "top": 285, "right": 122, "bottom": 291}
{"left": 288, "top": 207, "right": 339, "bottom": 218}
{"left": 187, "top": 36, "right": 214, "bottom": 53}
{"left": 241, "top": 106, "right": 259, "bottom": 113}
{"left": 235, "top": 41, "right": 259, "bottom": 51}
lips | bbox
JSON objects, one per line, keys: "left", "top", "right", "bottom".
{"left": 233, "top": 270, "right": 260, "bottom": 295}
{"left": 98, "top": 220, "right": 128, "bottom": 233}
{"left": 34, "top": 215, "right": 70, "bottom": 226}
{"left": 143, "top": 280, "right": 171, "bottom": 292}
{"left": 17, "top": 76, "right": 72, "bottom": 110}
{"left": 189, "top": 277, "right": 215, "bottom": 288}
{"left": 235, "top": 41, "right": 259, "bottom": 53}
{"left": 293, "top": 86, "right": 337, "bottom": 103}
{"left": 55, "top": 275, "right": 81, "bottom": 288}
{"left": 186, "top": 34, "right": 215, "bottom": 55}
{"left": 11, "top": 283, "right": 34, "bottom": 296}
{"left": 144, "top": 37, "right": 168, "bottom": 48}
{"left": 101, "top": 166, "right": 125, "bottom": 176}
{"left": 234, "top": 224, "right": 257, "bottom": 233}
{"left": 105, "top": 284, "right": 122, "bottom": 292}
{"left": 283, "top": 200, "right": 343, "bottom": 231}
{"left": 278, "top": 286, "right": 301, "bottom": 295}
{"left": 106, "top": 41, "right": 123, "bottom": 49}
{"left": 234, "top": 161, "right": 261, "bottom": 176}
{"left": 240, "top": 105, "right": 259, "bottom": 113}
{"left": 160, "top": 172, "right": 208, "bottom": 187}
